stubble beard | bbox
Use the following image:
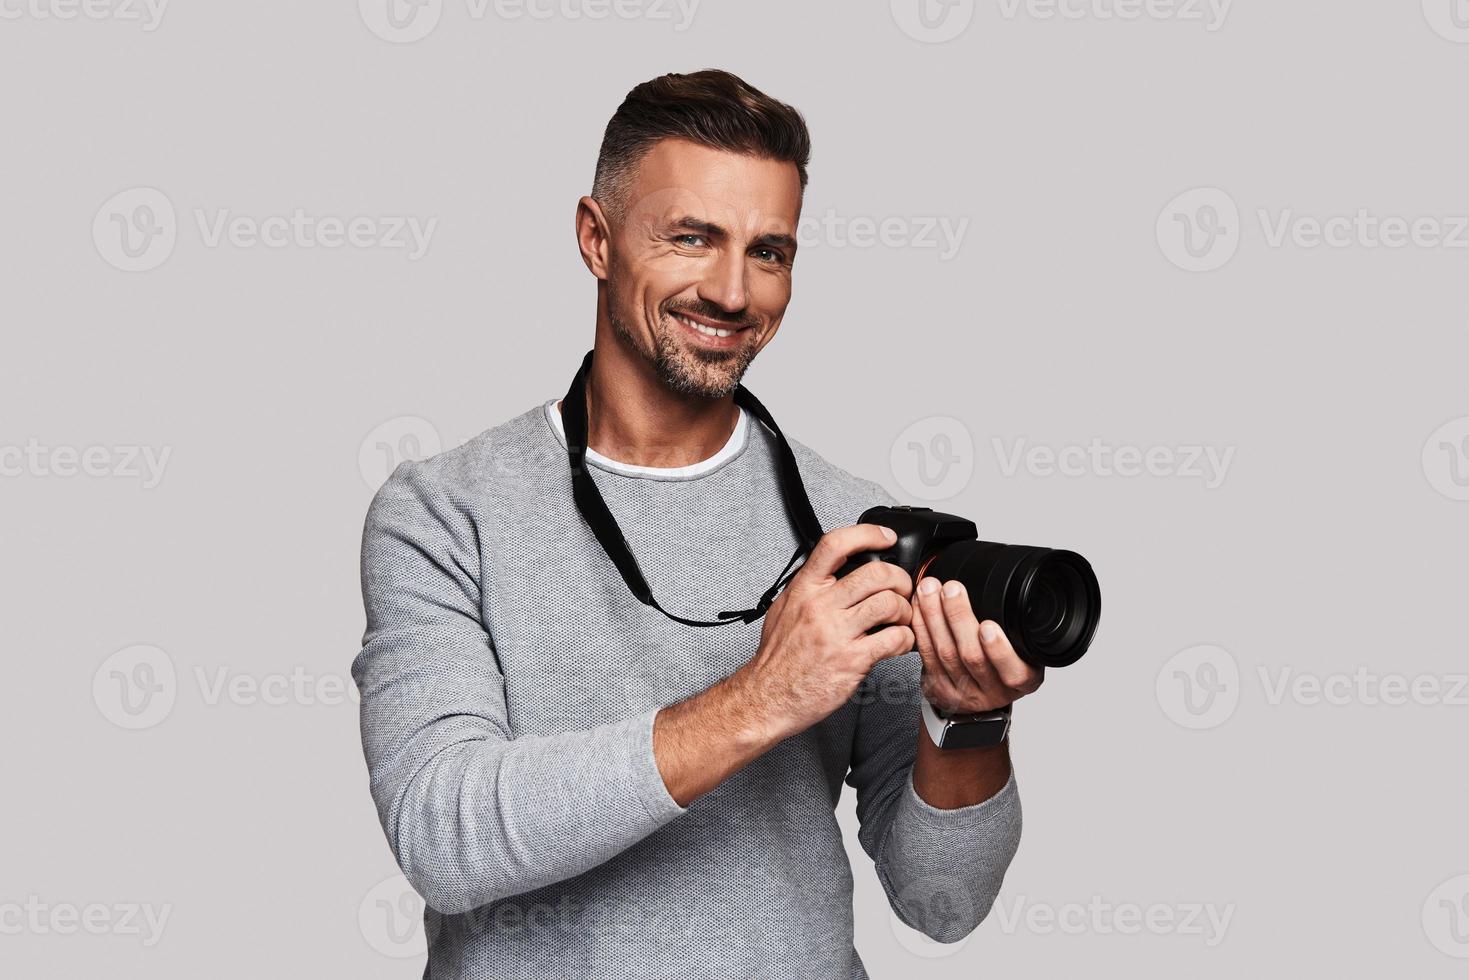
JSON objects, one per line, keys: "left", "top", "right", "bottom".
{"left": 610, "top": 304, "right": 761, "bottom": 399}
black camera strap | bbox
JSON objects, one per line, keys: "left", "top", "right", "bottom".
{"left": 561, "top": 348, "right": 825, "bottom": 627}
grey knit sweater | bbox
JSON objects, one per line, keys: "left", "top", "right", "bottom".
{"left": 353, "top": 395, "right": 1022, "bottom": 979}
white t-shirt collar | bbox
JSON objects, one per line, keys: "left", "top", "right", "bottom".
{"left": 543, "top": 398, "right": 749, "bottom": 480}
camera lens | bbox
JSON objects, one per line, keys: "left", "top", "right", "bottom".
{"left": 923, "top": 541, "right": 1101, "bottom": 668}
{"left": 1015, "top": 554, "right": 1096, "bottom": 666}
{"left": 1021, "top": 565, "right": 1067, "bottom": 640}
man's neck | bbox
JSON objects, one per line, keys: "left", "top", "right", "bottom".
{"left": 559, "top": 338, "right": 740, "bottom": 469}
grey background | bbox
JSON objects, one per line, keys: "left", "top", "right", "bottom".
{"left": 3, "top": 0, "right": 1467, "bottom": 975}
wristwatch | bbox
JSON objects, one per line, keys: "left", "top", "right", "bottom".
{"left": 921, "top": 698, "right": 1012, "bottom": 749}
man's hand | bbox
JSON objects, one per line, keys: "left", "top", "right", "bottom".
{"left": 911, "top": 577, "right": 1043, "bottom": 714}
{"left": 654, "top": 523, "right": 916, "bottom": 806}
{"left": 733, "top": 523, "right": 917, "bottom": 743}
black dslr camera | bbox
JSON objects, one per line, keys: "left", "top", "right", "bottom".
{"left": 836, "top": 506, "right": 1101, "bottom": 668}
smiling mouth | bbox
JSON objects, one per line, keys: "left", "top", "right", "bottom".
{"left": 669, "top": 311, "right": 750, "bottom": 339}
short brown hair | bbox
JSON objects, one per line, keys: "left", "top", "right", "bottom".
{"left": 591, "top": 69, "right": 811, "bottom": 222}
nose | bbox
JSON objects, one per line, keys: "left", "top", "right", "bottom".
{"left": 696, "top": 246, "right": 748, "bottom": 317}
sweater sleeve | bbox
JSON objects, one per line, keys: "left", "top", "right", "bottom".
{"left": 352, "top": 460, "right": 688, "bottom": 916}
{"left": 844, "top": 480, "right": 1022, "bottom": 943}
{"left": 845, "top": 654, "right": 1022, "bottom": 943}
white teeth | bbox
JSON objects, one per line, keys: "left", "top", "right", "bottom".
{"left": 675, "top": 314, "right": 736, "bottom": 338}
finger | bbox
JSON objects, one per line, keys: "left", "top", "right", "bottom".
{"left": 911, "top": 593, "right": 932, "bottom": 657}
{"left": 797, "top": 523, "right": 897, "bottom": 582}
{"left": 854, "top": 623, "right": 915, "bottom": 665}
{"left": 830, "top": 559, "right": 913, "bottom": 610}
{"left": 940, "top": 580, "right": 1003, "bottom": 693}
{"left": 848, "top": 589, "right": 912, "bottom": 636}
{"left": 914, "top": 577, "right": 966, "bottom": 689}
{"left": 978, "top": 618, "right": 1044, "bottom": 694}
{"left": 914, "top": 601, "right": 968, "bottom": 704}
{"left": 911, "top": 593, "right": 941, "bottom": 675}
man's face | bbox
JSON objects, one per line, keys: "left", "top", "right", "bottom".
{"left": 600, "top": 138, "right": 801, "bottom": 398}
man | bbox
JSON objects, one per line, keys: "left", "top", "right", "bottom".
{"left": 354, "top": 69, "right": 1043, "bottom": 979}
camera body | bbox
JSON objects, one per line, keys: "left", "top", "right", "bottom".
{"left": 836, "top": 506, "right": 980, "bottom": 578}
{"left": 836, "top": 505, "right": 1102, "bottom": 669}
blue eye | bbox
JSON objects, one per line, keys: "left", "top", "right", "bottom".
{"left": 674, "top": 234, "right": 707, "bottom": 247}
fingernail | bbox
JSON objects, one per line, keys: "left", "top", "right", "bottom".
{"left": 918, "top": 577, "right": 938, "bottom": 595}
{"left": 981, "top": 621, "right": 999, "bottom": 642}
{"left": 881, "top": 526, "right": 897, "bottom": 543}
{"left": 942, "top": 580, "right": 961, "bottom": 599}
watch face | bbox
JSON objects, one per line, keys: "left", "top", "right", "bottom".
{"left": 942, "top": 717, "right": 1008, "bottom": 750}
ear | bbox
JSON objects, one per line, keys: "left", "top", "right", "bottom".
{"left": 575, "top": 196, "right": 612, "bottom": 280}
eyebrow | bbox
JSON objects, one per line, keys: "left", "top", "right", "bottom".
{"left": 670, "top": 215, "right": 797, "bottom": 250}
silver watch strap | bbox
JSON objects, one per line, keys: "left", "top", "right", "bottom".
{"left": 921, "top": 698, "right": 1012, "bottom": 748}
